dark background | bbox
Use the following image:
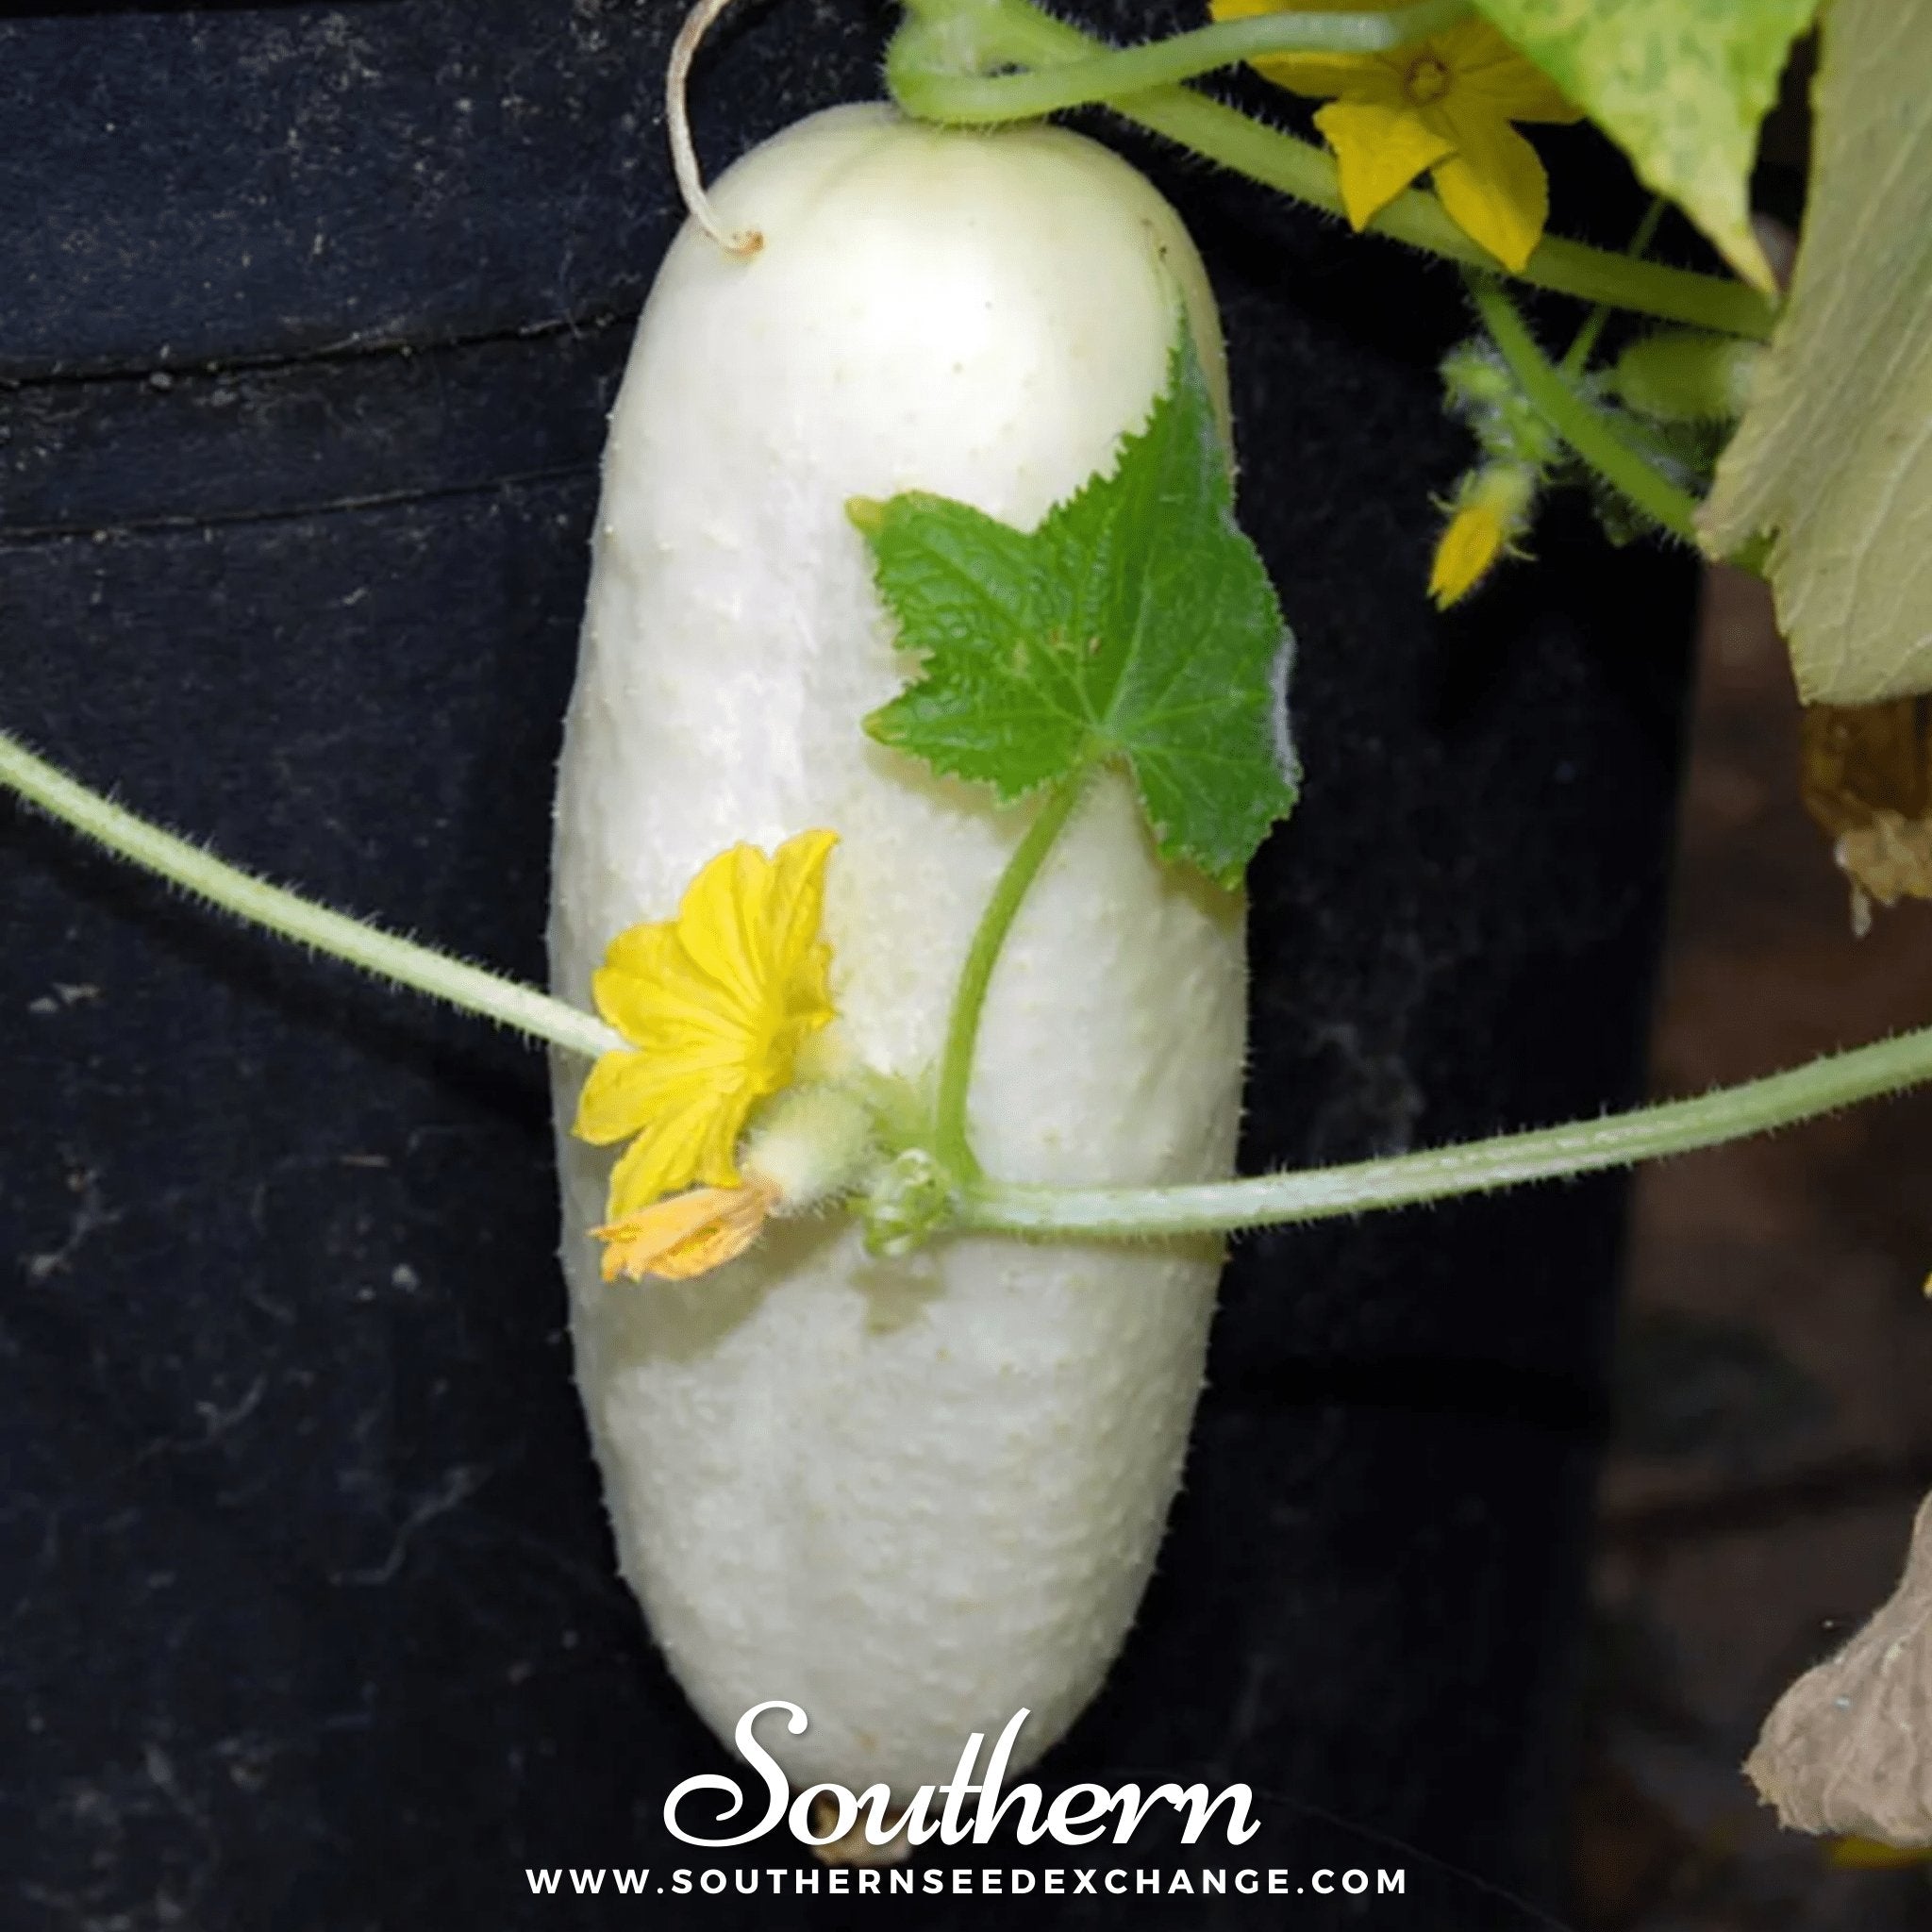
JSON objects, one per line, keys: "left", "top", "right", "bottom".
{"left": 1, "top": 2, "right": 1704, "bottom": 1924}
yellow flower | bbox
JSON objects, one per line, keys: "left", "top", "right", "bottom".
{"left": 572, "top": 830, "right": 838, "bottom": 1221}
{"left": 1429, "top": 501, "right": 1508, "bottom": 607}
{"left": 1211, "top": 0, "right": 1581, "bottom": 272}
{"left": 592, "top": 1177, "right": 781, "bottom": 1283}
{"left": 1429, "top": 462, "right": 1535, "bottom": 608}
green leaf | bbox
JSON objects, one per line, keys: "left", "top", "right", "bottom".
{"left": 855, "top": 328, "right": 1297, "bottom": 888}
{"left": 1472, "top": 0, "right": 1818, "bottom": 292}
{"left": 1699, "top": 0, "right": 1932, "bottom": 706}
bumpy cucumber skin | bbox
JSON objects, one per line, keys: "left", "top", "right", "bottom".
{"left": 549, "top": 105, "right": 1246, "bottom": 1795}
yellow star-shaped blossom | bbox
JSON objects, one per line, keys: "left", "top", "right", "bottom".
{"left": 572, "top": 830, "right": 838, "bottom": 1224}
{"left": 1212, "top": 0, "right": 1581, "bottom": 272}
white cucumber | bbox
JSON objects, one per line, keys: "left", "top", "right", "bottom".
{"left": 548, "top": 103, "right": 1246, "bottom": 1796}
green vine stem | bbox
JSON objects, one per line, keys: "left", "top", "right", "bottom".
{"left": 891, "top": 0, "right": 1470, "bottom": 118}
{"left": 10, "top": 725, "right": 1932, "bottom": 1245}
{"left": 1470, "top": 272, "right": 1703, "bottom": 542}
{"left": 1561, "top": 197, "right": 1666, "bottom": 378}
{"left": 0, "top": 726, "right": 621, "bottom": 1061}
{"left": 956, "top": 1023, "right": 1932, "bottom": 1238}
{"left": 931, "top": 773, "right": 1090, "bottom": 1181}
{"left": 890, "top": 0, "right": 1776, "bottom": 342}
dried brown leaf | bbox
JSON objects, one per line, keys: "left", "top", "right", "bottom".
{"left": 1746, "top": 1491, "right": 1932, "bottom": 1845}
{"left": 1799, "top": 699, "right": 1932, "bottom": 923}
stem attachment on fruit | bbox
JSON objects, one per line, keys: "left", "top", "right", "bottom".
{"left": 668, "top": 0, "right": 764, "bottom": 258}
{"left": 861, "top": 1149, "right": 958, "bottom": 1258}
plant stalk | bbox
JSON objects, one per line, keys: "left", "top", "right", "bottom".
{"left": 0, "top": 726, "right": 620, "bottom": 1060}
{"left": 930, "top": 773, "right": 1090, "bottom": 1181}
{"left": 891, "top": 0, "right": 1470, "bottom": 118}
{"left": 15, "top": 726, "right": 1931, "bottom": 1255}
{"left": 1471, "top": 273, "right": 1703, "bottom": 541}
{"left": 958, "top": 1024, "right": 1932, "bottom": 1237}
{"left": 890, "top": 0, "right": 1776, "bottom": 341}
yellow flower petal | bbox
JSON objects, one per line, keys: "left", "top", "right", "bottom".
{"left": 769, "top": 828, "right": 839, "bottom": 980}
{"left": 572, "top": 1047, "right": 660, "bottom": 1145}
{"left": 673, "top": 843, "right": 773, "bottom": 1021}
{"left": 592, "top": 970, "right": 743, "bottom": 1066}
{"left": 1263, "top": 52, "right": 1407, "bottom": 98}
{"left": 1314, "top": 97, "right": 1457, "bottom": 231}
{"left": 572, "top": 829, "right": 841, "bottom": 1219}
{"left": 1430, "top": 110, "right": 1549, "bottom": 272}
{"left": 1429, "top": 465, "right": 1536, "bottom": 608}
{"left": 593, "top": 1177, "right": 779, "bottom": 1284}
{"left": 590, "top": 924, "right": 679, "bottom": 1044}
{"left": 1208, "top": 0, "right": 1407, "bottom": 97}
{"left": 572, "top": 1033, "right": 742, "bottom": 1147}
{"left": 606, "top": 1089, "right": 745, "bottom": 1216}
{"left": 1217, "top": 0, "right": 1576, "bottom": 266}
{"left": 1434, "top": 18, "right": 1581, "bottom": 124}
{"left": 1206, "top": 0, "right": 1272, "bottom": 25}
{"left": 1268, "top": 52, "right": 1407, "bottom": 102}
{"left": 1429, "top": 502, "right": 1509, "bottom": 608}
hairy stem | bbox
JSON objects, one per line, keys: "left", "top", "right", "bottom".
{"left": 0, "top": 727, "right": 620, "bottom": 1060}
{"left": 1471, "top": 274, "right": 1702, "bottom": 542}
{"left": 958, "top": 1023, "right": 1932, "bottom": 1238}
{"left": 932, "top": 774, "right": 1090, "bottom": 1181}
{"left": 24, "top": 730, "right": 1932, "bottom": 1257}
{"left": 891, "top": 0, "right": 1775, "bottom": 340}
{"left": 1562, "top": 197, "right": 1666, "bottom": 378}
{"left": 890, "top": 0, "right": 1468, "bottom": 118}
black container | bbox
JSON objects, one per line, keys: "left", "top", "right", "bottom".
{"left": 0, "top": 3, "right": 1692, "bottom": 1925}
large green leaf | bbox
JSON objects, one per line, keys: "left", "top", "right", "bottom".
{"left": 1700, "top": 0, "right": 1932, "bottom": 705}
{"left": 1473, "top": 0, "right": 1817, "bottom": 292}
{"left": 856, "top": 328, "right": 1297, "bottom": 888}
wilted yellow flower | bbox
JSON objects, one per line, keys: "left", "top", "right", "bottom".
{"left": 573, "top": 830, "right": 838, "bottom": 1221}
{"left": 1429, "top": 462, "right": 1536, "bottom": 608}
{"left": 1211, "top": 0, "right": 1580, "bottom": 272}
{"left": 593, "top": 1177, "right": 781, "bottom": 1283}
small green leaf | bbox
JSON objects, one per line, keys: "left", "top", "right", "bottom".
{"left": 856, "top": 327, "right": 1297, "bottom": 888}
{"left": 1472, "top": 0, "right": 1818, "bottom": 292}
{"left": 1699, "top": 0, "right": 1932, "bottom": 705}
